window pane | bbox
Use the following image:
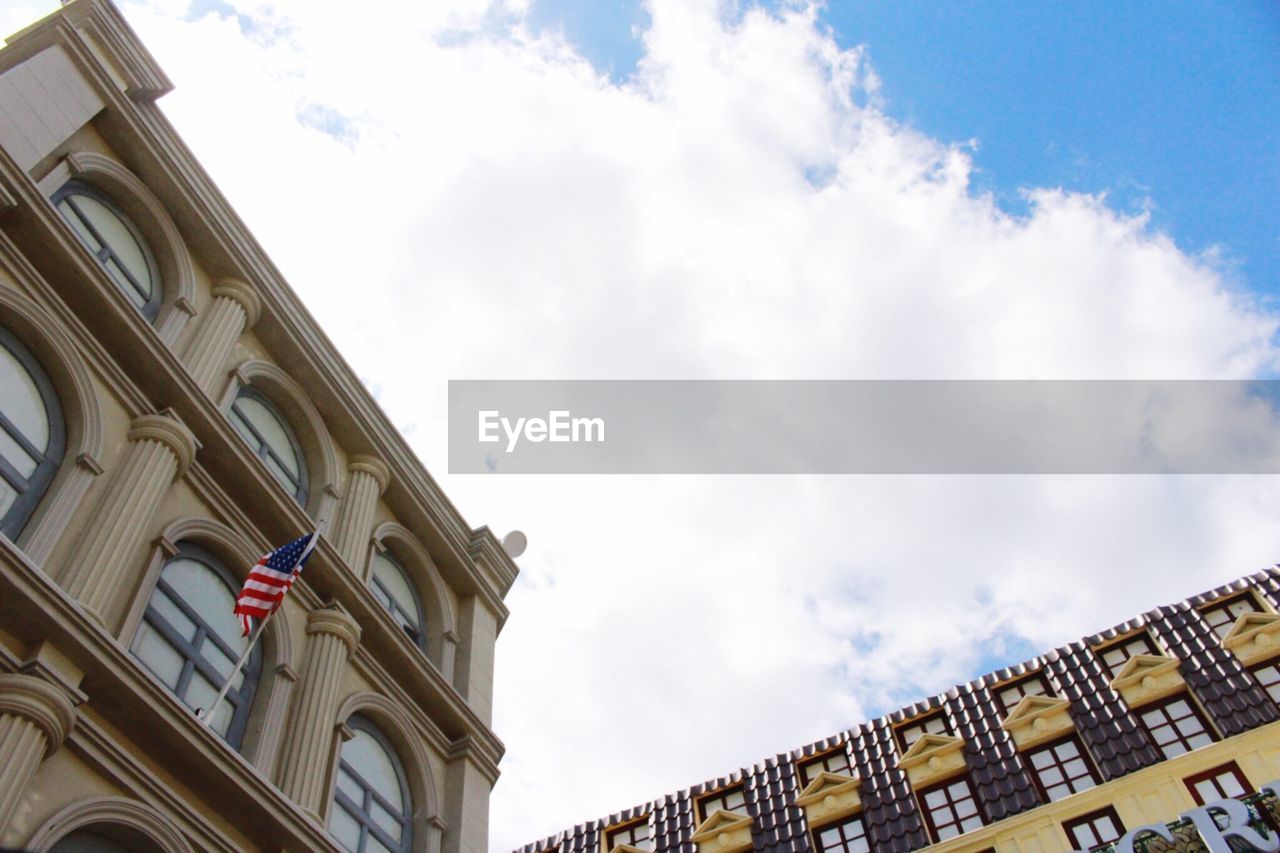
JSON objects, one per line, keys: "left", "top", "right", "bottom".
{"left": 71, "top": 193, "right": 153, "bottom": 300}
{"left": 161, "top": 558, "right": 245, "bottom": 653}
{"left": 57, "top": 198, "right": 103, "bottom": 252}
{"left": 0, "top": 479, "right": 15, "bottom": 518}
{"left": 150, "top": 587, "right": 197, "bottom": 642}
{"left": 235, "top": 395, "right": 301, "bottom": 478}
{"left": 343, "top": 729, "right": 404, "bottom": 813}
{"left": 0, "top": 342, "right": 50, "bottom": 453}
{"left": 371, "top": 799, "right": 402, "bottom": 841}
{"left": 1216, "top": 772, "right": 1246, "bottom": 798}
{"left": 265, "top": 455, "right": 300, "bottom": 493}
{"left": 132, "top": 622, "right": 184, "bottom": 689}
{"left": 337, "top": 767, "right": 364, "bottom": 804}
{"left": 49, "top": 830, "right": 134, "bottom": 853}
{"left": 372, "top": 555, "right": 422, "bottom": 632}
{"left": 328, "top": 802, "right": 362, "bottom": 853}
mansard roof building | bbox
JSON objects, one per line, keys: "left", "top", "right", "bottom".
{"left": 0, "top": 2, "right": 515, "bottom": 851}
{"left": 518, "top": 569, "right": 1280, "bottom": 853}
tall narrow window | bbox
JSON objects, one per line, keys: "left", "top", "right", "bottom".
{"left": 53, "top": 181, "right": 161, "bottom": 318}
{"left": 229, "top": 387, "right": 308, "bottom": 503}
{"left": 1136, "top": 696, "right": 1216, "bottom": 759}
{"left": 130, "top": 545, "right": 260, "bottom": 745}
{"left": 329, "top": 716, "right": 413, "bottom": 853}
{"left": 1063, "top": 807, "right": 1125, "bottom": 851}
{"left": 1250, "top": 661, "right": 1280, "bottom": 704}
{"left": 1025, "top": 736, "right": 1099, "bottom": 802}
{"left": 812, "top": 814, "right": 870, "bottom": 853}
{"left": 918, "top": 776, "right": 984, "bottom": 842}
{"left": 0, "top": 327, "right": 64, "bottom": 539}
{"left": 369, "top": 550, "right": 426, "bottom": 649}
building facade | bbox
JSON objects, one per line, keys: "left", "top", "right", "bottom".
{"left": 0, "top": 2, "right": 516, "bottom": 851}
{"left": 519, "top": 570, "right": 1280, "bottom": 853}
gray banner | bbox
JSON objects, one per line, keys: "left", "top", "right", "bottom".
{"left": 447, "top": 380, "right": 1280, "bottom": 474}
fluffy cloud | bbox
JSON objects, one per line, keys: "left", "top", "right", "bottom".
{"left": 13, "top": 0, "right": 1280, "bottom": 847}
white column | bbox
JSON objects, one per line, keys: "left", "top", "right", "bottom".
{"left": 60, "top": 413, "right": 198, "bottom": 626}
{"left": 0, "top": 674, "right": 77, "bottom": 836}
{"left": 331, "top": 456, "right": 390, "bottom": 576}
{"left": 182, "top": 278, "right": 261, "bottom": 394}
{"left": 274, "top": 607, "right": 361, "bottom": 816}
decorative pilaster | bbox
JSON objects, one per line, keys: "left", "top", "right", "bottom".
{"left": 331, "top": 456, "right": 390, "bottom": 576}
{"left": 0, "top": 674, "right": 77, "bottom": 836}
{"left": 182, "top": 278, "right": 261, "bottom": 394}
{"left": 275, "top": 607, "right": 361, "bottom": 816}
{"left": 60, "top": 414, "right": 198, "bottom": 626}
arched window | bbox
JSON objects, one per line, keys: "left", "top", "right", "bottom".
{"left": 130, "top": 545, "right": 261, "bottom": 746}
{"left": 52, "top": 180, "right": 162, "bottom": 319}
{"left": 369, "top": 550, "right": 427, "bottom": 649}
{"left": 229, "top": 387, "right": 308, "bottom": 503}
{"left": 50, "top": 829, "right": 137, "bottom": 853}
{"left": 329, "top": 716, "right": 413, "bottom": 853}
{"left": 0, "top": 326, "right": 65, "bottom": 540}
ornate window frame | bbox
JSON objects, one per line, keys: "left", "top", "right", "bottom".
{"left": 370, "top": 522, "right": 458, "bottom": 677}
{"left": 24, "top": 796, "right": 194, "bottom": 853}
{"left": 0, "top": 324, "right": 66, "bottom": 540}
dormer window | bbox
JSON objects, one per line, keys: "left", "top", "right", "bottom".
{"left": 696, "top": 785, "right": 746, "bottom": 823}
{"left": 1200, "top": 593, "right": 1263, "bottom": 639}
{"left": 812, "top": 814, "right": 870, "bottom": 853}
{"left": 993, "top": 673, "right": 1051, "bottom": 717}
{"left": 1025, "top": 736, "right": 1099, "bottom": 802}
{"left": 53, "top": 181, "right": 161, "bottom": 319}
{"left": 605, "top": 816, "right": 651, "bottom": 852}
{"left": 894, "top": 711, "right": 949, "bottom": 752}
{"left": 1095, "top": 632, "right": 1158, "bottom": 679}
{"left": 918, "top": 776, "right": 984, "bottom": 842}
{"left": 1135, "top": 696, "right": 1216, "bottom": 759}
{"left": 798, "top": 747, "right": 853, "bottom": 787}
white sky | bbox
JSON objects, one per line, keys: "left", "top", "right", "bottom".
{"left": 7, "top": 1, "right": 1280, "bottom": 849}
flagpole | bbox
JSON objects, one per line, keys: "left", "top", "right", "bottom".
{"left": 200, "top": 521, "right": 326, "bottom": 729}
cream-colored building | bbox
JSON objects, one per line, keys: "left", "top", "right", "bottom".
{"left": 0, "top": 1, "right": 516, "bottom": 850}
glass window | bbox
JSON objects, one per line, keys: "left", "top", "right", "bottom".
{"left": 1185, "top": 762, "right": 1252, "bottom": 805}
{"left": 813, "top": 814, "right": 870, "bottom": 853}
{"left": 329, "top": 716, "right": 413, "bottom": 853}
{"left": 919, "top": 776, "right": 984, "bottom": 841}
{"left": 130, "top": 546, "right": 260, "bottom": 746}
{"left": 1096, "top": 633, "right": 1159, "bottom": 679}
{"left": 49, "top": 830, "right": 136, "bottom": 853}
{"left": 230, "top": 387, "right": 308, "bottom": 503}
{"left": 606, "top": 818, "right": 652, "bottom": 851}
{"left": 370, "top": 551, "right": 426, "bottom": 648}
{"left": 799, "top": 747, "right": 853, "bottom": 787}
{"left": 1200, "top": 595, "right": 1262, "bottom": 639}
{"left": 697, "top": 785, "right": 747, "bottom": 822}
{"left": 1250, "top": 662, "right": 1280, "bottom": 703}
{"left": 995, "top": 674, "right": 1051, "bottom": 717}
{"left": 0, "top": 328, "right": 64, "bottom": 540}
{"left": 52, "top": 181, "right": 160, "bottom": 318}
{"left": 1027, "top": 737, "right": 1099, "bottom": 802}
{"left": 1137, "top": 696, "right": 1216, "bottom": 759}
{"left": 896, "top": 712, "right": 949, "bottom": 751}
{"left": 1063, "top": 807, "right": 1125, "bottom": 851}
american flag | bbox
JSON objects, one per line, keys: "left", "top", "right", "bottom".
{"left": 233, "top": 531, "right": 320, "bottom": 636}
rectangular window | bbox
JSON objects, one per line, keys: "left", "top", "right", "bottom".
{"left": 895, "top": 712, "right": 950, "bottom": 752}
{"left": 1026, "top": 736, "right": 1099, "bottom": 802}
{"left": 1185, "top": 762, "right": 1253, "bottom": 806}
{"left": 1200, "top": 593, "right": 1262, "bottom": 639}
{"left": 1137, "top": 696, "right": 1216, "bottom": 759}
{"left": 994, "top": 673, "right": 1052, "bottom": 717}
{"left": 799, "top": 748, "right": 853, "bottom": 787}
{"left": 1063, "top": 806, "right": 1125, "bottom": 851}
{"left": 697, "top": 785, "right": 747, "bottom": 822}
{"left": 1251, "top": 661, "right": 1280, "bottom": 704}
{"left": 919, "top": 776, "right": 984, "bottom": 842}
{"left": 606, "top": 818, "right": 652, "bottom": 851}
{"left": 812, "top": 814, "right": 870, "bottom": 853}
{"left": 1096, "top": 632, "right": 1159, "bottom": 679}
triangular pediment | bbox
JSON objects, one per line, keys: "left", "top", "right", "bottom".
{"left": 1110, "top": 653, "right": 1179, "bottom": 687}
{"left": 795, "top": 770, "right": 861, "bottom": 804}
{"left": 1223, "top": 612, "right": 1280, "bottom": 644}
{"left": 690, "top": 810, "right": 753, "bottom": 841}
{"left": 607, "top": 846, "right": 648, "bottom": 853}
{"left": 1001, "top": 694, "right": 1070, "bottom": 729}
{"left": 897, "top": 733, "right": 964, "bottom": 766}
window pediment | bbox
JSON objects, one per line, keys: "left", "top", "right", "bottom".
{"left": 795, "top": 770, "right": 861, "bottom": 825}
{"left": 1000, "top": 694, "right": 1074, "bottom": 750}
{"left": 897, "top": 733, "right": 967, "bottom": 787}
{"left": 1109, "top": 653, "right": 1185, "bottom": 707}
{"left": 690, "top": 810, "right": 753, "bottom": 853}
{"left": 1221, "top": 612, "right": 1280, "bottom": 665}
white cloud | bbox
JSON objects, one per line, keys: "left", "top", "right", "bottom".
{"left": 19, "top": 0, "right": 1280, "bottom": 847}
